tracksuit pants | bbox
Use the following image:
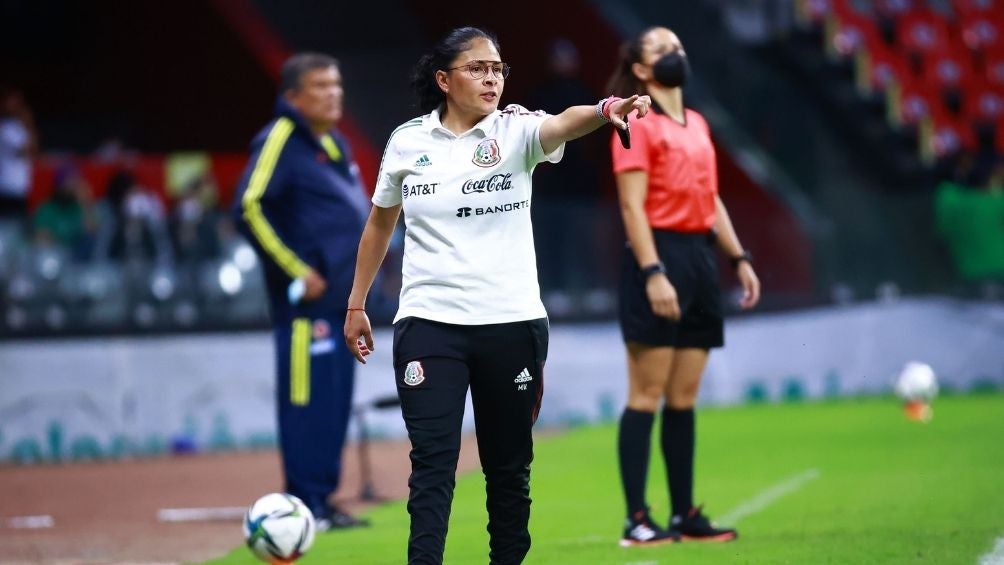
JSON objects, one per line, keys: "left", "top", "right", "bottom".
{"left": 392, "top": 316, "right": 549, "bottom": 565}
{"left": 274, "top": 315, "right": 355, "bottom": 516}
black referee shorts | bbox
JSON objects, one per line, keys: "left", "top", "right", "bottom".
{"left": 392, "top": 316, "right": 548, "bottom": 565}
{"left": 619, "top": 230, "right": 724, "bottom": 349}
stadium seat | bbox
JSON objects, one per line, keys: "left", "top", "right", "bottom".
{"left": 896, "top": 10, "right": 954, "bottom": 59}
{"left": 983, "top": 49, "right": 1004, "bottom": 87}
{"left": 952, "top": 0, "right": 1000, "bottom": 18}
{"left": 959, "top": 13, "right": 1004, "bottom": 52}
{"left": 825, "top": 3, "right": 882, "bottom": 59}
{"left": 892, "top": 77, "right": 940, "bottom": 126}
{"left": 875, "top": 0, "right": 917, "bottom": 19}
{"left": 961, "top": 81, "right": 1004, "bottom": 124}
{"left": 921, "top": 108, "right": 978, "bottom": 162}
{"left": 859, "top": 38, "right": 912, "bottom": 95}
{"left": 921, "top": 47, "right": 977, "bottom": 91}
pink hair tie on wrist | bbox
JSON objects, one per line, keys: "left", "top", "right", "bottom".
{"left": 595, "top": 96, "right": 621, "bottom": 122}
{"left": 602, "top": 96, "right": 621, "bottom": 120}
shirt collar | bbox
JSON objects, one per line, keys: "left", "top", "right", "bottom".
{"left": 424, "top": 104, "right": 499, "bottom": 137}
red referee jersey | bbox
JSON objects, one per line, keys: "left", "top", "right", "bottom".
{"left": 610, "top": 107, "right": 717, "bottom": 232}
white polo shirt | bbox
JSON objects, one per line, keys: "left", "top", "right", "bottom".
{"left": 372, "top": 104, "right": 565, "bottom": 325}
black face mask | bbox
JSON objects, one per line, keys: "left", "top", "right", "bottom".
{"left": 652, "top": 51, "right": 689, "bottom": 88}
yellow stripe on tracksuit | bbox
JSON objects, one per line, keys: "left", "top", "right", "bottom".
{"left": 319, "top": 134, "right": 342, "bottom": 161}
{"left": 241, "top": 117, "right": 310, "bottom": 279}
{"left": 291, "top": 318, "right": 311, "bottom": 406}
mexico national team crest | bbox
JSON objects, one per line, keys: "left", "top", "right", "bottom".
{"left": 403, "top": 360, "right": 425, "bottom": 386}
{"left": 472, "top": 138, "right": 501, "bottom": 167}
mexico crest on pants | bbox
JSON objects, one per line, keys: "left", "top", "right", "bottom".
{"left": 404, "top": 360, "right": 425, "bottom": 386}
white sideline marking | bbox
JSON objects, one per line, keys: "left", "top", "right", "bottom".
{"left": 156, "top": 506, "right": 246, "bottom": 522}
{"left": 979, "top": 537, "right": 1004, "bottom": 565}
{"left": 717, "top": 468, "right": 821, "bottom": 526}
{"left": 4, "top": 515, "right": 54, "bottom": 529}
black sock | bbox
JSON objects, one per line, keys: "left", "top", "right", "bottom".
{"left": 618, "top": 408, "right": 655, "bottom": 517}
{"left": 661, "top": 406, "right": 695, "bottom": 518}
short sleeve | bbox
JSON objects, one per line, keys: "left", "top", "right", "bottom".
{"left": 501, "top": 105, "right": 565, "bottom": 168}
{"left": 527, "top": 114, "right": 565, "bottom": 166}
{"left": 610, "top": 118, "right": 652, "bottom": 173}
{"left": 372, "top": 135, "right": 404, "bottom": 208}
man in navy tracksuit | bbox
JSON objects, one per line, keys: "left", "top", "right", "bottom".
{"left": 233, "top": 53, "right": 370, "bottom": 530}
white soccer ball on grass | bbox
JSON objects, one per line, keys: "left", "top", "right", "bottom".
{"left": 243, "top": 493, "right": 316, "bottom": 564}
{"left": 894, "top": 361, "right": 939, "bottom": 403}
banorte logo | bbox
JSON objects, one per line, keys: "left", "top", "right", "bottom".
{"left": 456, "top": 200, "right": 529, "bottom": 218}
{"left": 461, "top": 173, "right": 513, "bottom": 195}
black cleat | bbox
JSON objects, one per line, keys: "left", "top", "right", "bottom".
{"left": 619, "top": 509, "right": 680, "bottom": 547}
{"left": 672, "top": 505, "right": 737, "bottom": 542}
{"left": 315, "top": 504, "right": 370, "bottom": 531}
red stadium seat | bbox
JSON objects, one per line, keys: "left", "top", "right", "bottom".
{"left": 860, "top": 39, "right": 912, "bottom": 94}
{"left": 896, "top": 10, "right": 954, "bottom": 58}
{"left": 875, "top": 0, "right": 917, "bottom": 18}
{"left": 923, "top": 108, "right": 978, "bottom": 159}
{"left": 922, "top": 48, "right": 977, "bottom": 90}
{"left": 952, "top": 0, "right": 1000, "bottom": 18}
{"left": 959, "top": 13, "right": 1004, "bottom": 52}
{"left": 826, "top": 4, "right": 882, "bottom": 58}
{"left": 961, "top": 82, "right": 1004, "bottom": 124}
{"left": 894, "top": 77, "right": 941, "bottom": 125}
{"left": 984, "top": 49, "right": 1004, "bottom": 87}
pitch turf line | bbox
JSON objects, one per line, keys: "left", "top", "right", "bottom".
{"left": 716, "top": 468, "right": 821, "bottom": 526}
{"left": 156, "top": 506, "right": 246, "bottom": 522}
{"left": 3, "top": 515, "right": 54, "bottom": 529}
{"left": 979, "top": 536, "right": 1004, "bottom": 565}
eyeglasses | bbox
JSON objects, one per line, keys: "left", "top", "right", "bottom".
{"left": 445, "top": 60, "right": 511, "bottom": 80}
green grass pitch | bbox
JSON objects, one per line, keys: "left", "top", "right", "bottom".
{"left": 205, "top": 394, "right": 1004, "bottom": 564}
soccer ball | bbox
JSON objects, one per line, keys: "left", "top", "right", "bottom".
{"left": 243, "top": 493, "right": 316, "bottom": 564}
{"left": 894, "top": 361, "right": 939, "bottom": 403}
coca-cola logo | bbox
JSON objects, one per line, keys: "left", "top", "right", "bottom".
{"left": 461, "top": 173, "right": 513, "bottom": 195}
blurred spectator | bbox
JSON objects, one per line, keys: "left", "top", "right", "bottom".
{"left": 92, "top": 135, "right": 138, "bottom": 163}
{"left": 0, "top": 87, "right": 37, "bottom": 220}
{"left": 94, "top": 170, "right": 174, "bottom": 265}
{"left": 171, "top": 174, "right": 222, "bottom": 262}
{"left": 935, "top": 160, "right": 1004, "bottom": 283}
{"left": 33, "top": 165, "right": 97, "bottom": 260}
{"left": 988, "top": 159, "right": 1004, "bottom": 195}
{"left": 527, "top": 39, "right": 603, "bottom": 293}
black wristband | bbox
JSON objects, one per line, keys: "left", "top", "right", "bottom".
{"left": 640, "top": 262, "right": 666, "bottom": 280}
{"left": 730, "top": 250, "right": 753, "bottom": 270}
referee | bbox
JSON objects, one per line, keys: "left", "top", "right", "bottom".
{"left": 343, "top": 27, "right": 650, "bottom": 564}
{"left": 233, "top": 53, "right": 370, "bottom": 530}
{"left": 607, "top": 27, "right": 761, "bottom": 546}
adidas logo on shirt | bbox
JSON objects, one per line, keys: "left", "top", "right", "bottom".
{"left": 414, "top": 154, "right": 432, "bottom": 167}
{"left": 514, "top": 368, "right": 532, "bottom": 384}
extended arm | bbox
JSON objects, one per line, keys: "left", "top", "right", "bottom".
{"left": 539, "top": 95, "right": 651, "bottom": 156}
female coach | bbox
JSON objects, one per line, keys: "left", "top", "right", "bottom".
{"left": 608, "top": 26, "right": 761, "bottom": 547}
{"left": 343, "top": 27, "right": 650, "bottom": 564}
